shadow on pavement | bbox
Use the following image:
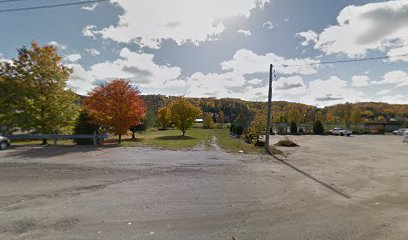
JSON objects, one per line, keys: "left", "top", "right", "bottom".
{"left": 270, "top": 152, "right": 351, "bottom": 199}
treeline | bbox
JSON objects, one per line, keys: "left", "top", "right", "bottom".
{"left": 141, "top": 95, "right": 408, "bottom": 127}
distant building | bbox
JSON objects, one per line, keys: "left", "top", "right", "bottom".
{"left": 364, "top": 120, "right": 402, "bottom": 133}
{"left": 195, "top": 119, "right": 204, "bottom": 123}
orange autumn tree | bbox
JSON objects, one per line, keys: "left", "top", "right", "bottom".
{"left": 85, "top": 79, "right": 145, "bottom": 143}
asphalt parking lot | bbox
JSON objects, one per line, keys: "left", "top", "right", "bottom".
{"left": 0, "top": 135, "right": 407, "bottom": 239}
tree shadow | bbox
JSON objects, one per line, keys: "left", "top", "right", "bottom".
{"left": 155, "top": 136, "right": 196, "bottom": 141}
{"left": 4, "top": 145, "right": 115, "bottom": 159}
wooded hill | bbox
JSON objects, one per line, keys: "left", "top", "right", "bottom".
{"left": 141, "top": 95, "right": 408, "bottom": 126}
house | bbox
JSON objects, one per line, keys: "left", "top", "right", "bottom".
{"left": 364, "top": 120, "right": 403, "bottom": 133}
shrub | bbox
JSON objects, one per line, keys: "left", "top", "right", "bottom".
{"left": 376, "top": 126, "right": 385, "bottom": 134}
{"left": 298, "top": 128, "right": 304, "bottom": 135}
{"left": 235, "top": 125, "right": 244, "bottom": 136}
{"left": 275, "top": 137, "right": 299, "bottom": 147}
{"left": 313, "top": 120, "right": 325, "bottom": 135}
{"left": 73, "top": 112, "right": 100, "bottom": 145}
{"left": 230, "top": 123, "right": 244, "bottom": 136}
{"left": 290, "top": 122, "right": 298, "bottom": 135}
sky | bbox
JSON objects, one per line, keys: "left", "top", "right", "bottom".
{"left": 0, "top": 0, "right": 407, "bottom": 106}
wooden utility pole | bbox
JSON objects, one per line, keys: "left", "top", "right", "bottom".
{"left": 265, "top": 64, "right": 273, "bottom": 152}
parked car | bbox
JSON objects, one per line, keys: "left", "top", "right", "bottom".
{"left": 329, "top": 128, "right": 352, "bottom": 136}
{"left": 403, "top": 131, "right": 408, "bottom": 143}
{"left": 0, "top": 135, "right": 11, "bottom": 150}
{"left": 393, "top": 128, "right": 407, "bottom": 136}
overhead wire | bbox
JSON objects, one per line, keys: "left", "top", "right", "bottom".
{"left": 279, "top": 53, "right": 408, "bottom": 67}
{"left": 0, "top": 0, "right": 109, "bottom": 13}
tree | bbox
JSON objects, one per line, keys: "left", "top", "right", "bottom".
{"left": 85, "top": 79, "right": 145, "bottom": 143}
{"left": 245, "top": 112, "right": 267, "bottom": 145}
{"left": 156, "top": 107, "right": 171, "bottom": 129}
{"left": 287, "top": 109, "right": 302, "bottom": 124}
{"left": 351, "top": 107, "right": 363, "bottom": 127}
{"left": 129, "top": 110, "right": 154, "bottom": 139}
{"left": 73, "top": 111, "right": 100, "bottom": 145}
{"left": 169, "top": 98, "right": 201, "bottom": 136}
{"left": 217, "top": 111, "right": 225, "bottom": 129}
{"left": 313, "top": 120, "right": 325, "bottom": 135}
{"left": 290, "top": 122, "right": 298, "bottom": 135}
{"left": 203, "top": 112, "right": 215, "bottom": 129}
{"left": 0, "top": 42, "right": 80, "bottom": 144}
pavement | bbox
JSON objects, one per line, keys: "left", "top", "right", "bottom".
{"left": 0, "top": 135, "right": 407, "bottom": 239}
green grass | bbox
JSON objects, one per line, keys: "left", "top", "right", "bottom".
{"left": 109, "top": 128, "right": 213, "bottom": 150}
{"left": 211, "top": 128, "right": 265, "bottom": 154}
{"left": 10, "top": 127, "right": 265, "bottom": 154}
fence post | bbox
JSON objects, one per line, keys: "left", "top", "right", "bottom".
{"left": 93, "top": 132, "right": 97, "bottom": 146}
{"left": 53, "top": 131, "right": 57, "bottom": 145}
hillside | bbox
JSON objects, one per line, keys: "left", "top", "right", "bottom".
{"left": 141, "top": 95, "right": 408, "bottom": 125}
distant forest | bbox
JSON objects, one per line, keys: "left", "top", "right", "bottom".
{"left": 141, "top": 95, "right": 408, "bottom": 127}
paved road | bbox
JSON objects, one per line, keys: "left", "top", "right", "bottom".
{"left": 0, "top": 142, "right": 407, "bottom": 239}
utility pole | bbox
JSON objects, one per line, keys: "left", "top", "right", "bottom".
{"left": 265, "top": 64, "right": 273, "bottom": 152}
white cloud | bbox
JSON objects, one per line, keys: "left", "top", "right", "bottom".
{"left": 376, "top": 89, "right": 391, "bottom": 96}
{"left": 87, "top": 0, "right": 270, "bottom": 48}
{"left": 221, "top": 49, "right": 320, "bottom": 75}
{"left": 67, "top": 64, "right": 96, "bottom": 95}
{"left": 387, "top": 46, "right": 408, "bottom": 62}
{"left": 274, "top": 76, "right": 306, "bottom": 94}
{"left": 262, "top": 21, "right": 274, "bottom": 29}
{"left": 351, "top": 75, "right": 370, "bottom": 87}
{"left": 65, "top": 54, "right": 82, "bottom": 63}
{"left": 296, "top": 30, "right": 318, "bottom": 46}
{"left": 378, "top": 94, "right": 406, "bottom": 104}
{"left": 82, "top": 25, "right": 98, "bottom": 39}
{"left": 373, "top": 70, "right": 408, "bottom": 87}
{"left": 237, "top": 29, "right": 251, "bottom": 36}
{"left": 67, "top": 48, "right": 184, "bottom": 95}
{"left": 312, "top": 1, "right": 408, "bottom": 57}
{"left": 81, "top": 3, "right": 98, "bottom": 11}
{"left": 304, "top": 76, "right": 368, "bottom": 106}
{"left": 47, "top": 41, "right": 67, "bottom": 50}
{"left": 85, "top": 48, "right": 101, "bottom": 56}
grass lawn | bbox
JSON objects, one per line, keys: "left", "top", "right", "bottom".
{"left": 10, "top": 128, "right": 265, "bottom": 154}
{"left": 108, "top": 128, "right": 213, "bottom": 150}
{"left": 107, "top": 128, "right": 264, "bottom": 153}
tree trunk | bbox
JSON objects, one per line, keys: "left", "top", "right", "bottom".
{"left": 132, "top": 132, "right": 135, "bottom": 139}
{"left": 41, "top": 139, "right": 48, "bottom": 145}
{"left": 118, "top": 134, "right": 122, "bottom": 144}
{"left": 182, "top": 129, "right": 186, "bottom": 136}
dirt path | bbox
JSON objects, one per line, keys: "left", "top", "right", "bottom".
{"left": 0, "top": 138, "right": 407, "bottom": 239}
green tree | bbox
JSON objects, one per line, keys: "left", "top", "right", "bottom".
{"left": 169, "top": 98, "right": 201, "bottom": 136}
{"left": 290, "top": 122, "right": 298, "bottom": 135}
{"left": 73, "top": 111, "right": 100, "bottom": 145}
{"left": 313, "top": 120, "right": 325, "bottom": 135}
{"left": 245, "top": 112, "right": 267, "bottom": 144}
{"left": 0, "top": 42, "right": 80, "bottom": 144}
{"left": 351, "top": 107, "right": 363, "bottom": 127}
{"left": 203, "top": 112, "right": 215, "bottom": 129}
{"left": 287, "top": 108, "right": 302, "bottom": 124}
{"left": 156, "top": 107, "right": 171, "bottom": 130}
{"left": 129, "top": 110, "right": 154, "bottom": 139}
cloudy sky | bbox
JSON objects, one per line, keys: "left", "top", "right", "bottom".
{"left": 1, "top": 0, "right": 407, "bottom": 106}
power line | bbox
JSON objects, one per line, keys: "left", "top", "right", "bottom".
{"left": 280, "top": 53, "right": 408, "bottom": 67}
{"left": 0, "top": 0, "right": 109, "bottom": 13}
{"left": 0, "top": 0, "right": 28, "bottom": 3}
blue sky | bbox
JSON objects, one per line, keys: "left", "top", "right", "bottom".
{"left": 0, "top": 0, "right": 407, "bottom": 106}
